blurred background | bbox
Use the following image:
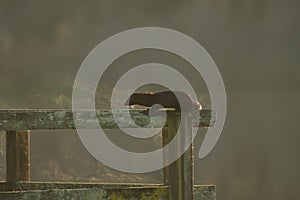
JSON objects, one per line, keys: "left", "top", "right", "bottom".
{"left": 0, "top": 0, "right": 299, "bottom": 199}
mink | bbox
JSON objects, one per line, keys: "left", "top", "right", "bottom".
{"left": 125, "top": 91, "right": 201, "bottom": 112}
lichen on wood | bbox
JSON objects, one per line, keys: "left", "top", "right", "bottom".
{"left": 0, "top": 182, "right": 215, "bottom": 200}
{"left": 0, "top": 109, "right": 215, "bottom": 130}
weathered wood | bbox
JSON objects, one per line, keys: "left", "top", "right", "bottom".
{"left": 0, "top": 182, "right": 215, "bottom": 200}
{"left": 182, "top": 114, "right": 194, "bottom": 200}
{"left": 162, "top": 127, "right": 170, "bottom": 185}
{"left": 0, "top": 109, "right": 215, "bottom": 130}
{"left": 161, "top": 112, "right": 178, "bottom": 200}
{"left": 194, "top": 185, "right": 216, "bottom": 200}
{"left": 0, "top": 109, "right": 216, "bottom": 199}
{"left": 0, "top": 186, "right": 169, "bottom": 200}
{"left": 169, "top": 112, "right": 183, "bottom": 199}
{"left": 0, "top": 182, "right": 162, "bottom": 191}
{"left": 162, "top": 112, "right": 194, "bottom": 200}
{"left": 6, "top": 130, "right": 30, "bottom": 182}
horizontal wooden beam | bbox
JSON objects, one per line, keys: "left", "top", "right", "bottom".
{"left": 0, "top": 109, "right": 215, "bottom": 130}
{"left": 0, "top": 182, "right": 215, "bottom": 200}
{"left": 0, "top": 182, "right": 164, "bottom": 191}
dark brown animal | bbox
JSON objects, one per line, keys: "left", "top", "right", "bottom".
{"left": 125, "top": 91, "right": 201, "bottom": 112}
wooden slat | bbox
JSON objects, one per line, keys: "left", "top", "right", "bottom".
{"left": 0, "top": 109, "right": 215, "bottom": 130}
{"left": 182, "top": 114, "right": 194, "bottom": 200}
{"left": 162, "top": 127, "right": 170, "bottom": 185}
{"left": 0, "top": 186, "right": 169, "bottom": 200}
{"left": 6, "top": 131, "right": 30, "bottom": 182}
{"left": 164, "top": 113, "right": 182, "bottom": 199}
{"left": 163, "top": 112, "right": 194, "bottom": 200}
{"left": 0, "top": 182, "right": 215, "bottom": 200}
{"left": 0, "top": 182, "right": 162, "bottom": 191}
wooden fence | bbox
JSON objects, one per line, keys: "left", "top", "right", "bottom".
{"left": 0, "top": 109, "right": 216, "bottom": 200}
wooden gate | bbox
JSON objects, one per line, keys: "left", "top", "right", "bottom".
{"left": 0, "top": 109, "right": 216, "bottom": 200}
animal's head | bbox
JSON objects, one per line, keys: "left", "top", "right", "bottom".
{"left": 124, "top": 93, "right": 136, "bottom": 106}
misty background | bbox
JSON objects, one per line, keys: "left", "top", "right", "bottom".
{"left": 0, "top": 0, "right": 299, "bottom": 199}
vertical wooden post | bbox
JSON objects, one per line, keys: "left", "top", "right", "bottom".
{"left": 6, "top": 130, "right": 30, "bottom": 182}
{"left": 162, "top": 111, "right": 194, "bottom": 200}
{"left": 162, "top": 113, "right": 182, "bottom": 199}
{"left": 182, "top": 114, "right": 194, "bottom": 200}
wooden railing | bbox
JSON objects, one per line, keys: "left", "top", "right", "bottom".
{"left": 0, "top": 109, "right": 216, "bottom": 200}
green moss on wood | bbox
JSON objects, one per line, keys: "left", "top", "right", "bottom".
{"left": 0, "top": 185, "right": 215, "bottom": 200}
{"left": 0, "top": 109, "right": 214, "bottom": 130}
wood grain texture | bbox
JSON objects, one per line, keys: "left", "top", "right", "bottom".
{"left": 163, "top": 112, "right": 194, "bottom": 200}
{"left": 6, "top": 131, "right": 30, "bottom": 182}
{"left": 0, "top": 109, "right": 215, "bottom": 130}
{"left": 0, "top": 182, "right": 215, "bottom": 200}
